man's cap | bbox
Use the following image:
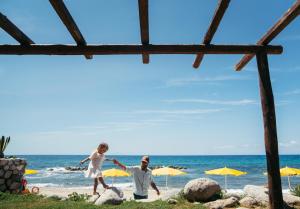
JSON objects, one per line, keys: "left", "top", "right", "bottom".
{"left": 141, "top": 156, "right": 150, "bottom": 163}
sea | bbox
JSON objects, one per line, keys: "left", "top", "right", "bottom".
{"left": 19, "top": 155, "right": 300, "bottom": 191}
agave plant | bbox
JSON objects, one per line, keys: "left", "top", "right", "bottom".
{"left": 0, "top": 136, "right": 10, "bottom": 158}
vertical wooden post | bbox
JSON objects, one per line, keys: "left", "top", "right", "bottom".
{"left": 256, "top": 51, "right": 284, "bottom": 209}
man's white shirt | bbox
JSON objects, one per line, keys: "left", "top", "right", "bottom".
{"left": 126, "top": 166, "right": 153, "bottom": 196}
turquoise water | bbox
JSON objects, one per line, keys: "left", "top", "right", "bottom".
{"left": 20, "top": 155, "right": 300, "bottom": 190}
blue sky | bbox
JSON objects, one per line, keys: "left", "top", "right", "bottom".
{"left": 1, "top": 0, "right": 300, "bottom": 155}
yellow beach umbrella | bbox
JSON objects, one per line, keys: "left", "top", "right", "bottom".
{"left": 280, "top": 166, "right": 300, "bottom": 176}
{"left": 264, "top": 166, "right": 300, "bottom": 189}
{"left": 152, "top": 167, "right": 186, "bottom": 188}
{"left": 25, "top": 169, "right": 39, "bottom": 175}
{"left": 102, "top": 168, "right": 130, "bottom": 186}
{"left": 205, "top": 167, "right": 247, "bottom": 190}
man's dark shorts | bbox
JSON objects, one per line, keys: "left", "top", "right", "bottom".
{"left": 133, "top": 193, "right": 148, "bottom": 200}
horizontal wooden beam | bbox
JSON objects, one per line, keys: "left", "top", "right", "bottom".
{"left": 235, "top": 0, "right": 300, "bottom": 71}
{"left": 0, "top": 12, "right": 34, "bottom": 45}
{"left": 193, "top": 0, "right": 230, "bottom": 69}
{"left": 49, "top": 0, "right": 92, "bottom": 59}
{"left": 0, "top": 44, "right": 283, "bottom": 55}
{"left": 138, "top": 0, "right": 150, "bottom": 64}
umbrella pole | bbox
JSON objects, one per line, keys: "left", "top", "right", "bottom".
{"left": 224, "top": 175, "right": 227, "bottom": 192}
{"left": 166, "top": 175, "right": 168, "bottom": 190}
{"left": 112, "top": 177, "right": 114, "bottom": 187}
{"left": 288, "top": 176, "right": 291, "bottom": 190}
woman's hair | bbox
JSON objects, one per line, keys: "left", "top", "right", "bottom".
{"left": 98, "top": 142, "right": 109, "bottom": 150}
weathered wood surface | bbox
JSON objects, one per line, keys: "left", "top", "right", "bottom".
{"left": 236, "top": 1, "right": 300, "bottom": 71}
{"left": 0, "top": 44, "right": 282, "bottom": 55}
{"left": 138, "top": 0, "right": 150, "bottom": 63}
{"left": 193, "top": 0, "right": 230, "bottom": 69}
{"left": 256, "top": 51, "right": 284, "bottom": 209}
{"left": 0, "top": 13, "right": 34, "bottom": 45}
{"left": 49, "top": 0, "right": 92, "bottom": 59}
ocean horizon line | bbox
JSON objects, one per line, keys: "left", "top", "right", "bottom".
{"left": 8, "top": 154, "right": 300, "bottom": 156}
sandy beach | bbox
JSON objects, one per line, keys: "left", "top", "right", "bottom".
{"left": 29, "top": 186, "right": 181, "bottom": 202}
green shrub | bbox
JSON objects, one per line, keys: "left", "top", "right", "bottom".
{"left": 66, "top": 192, "right": 91, "bottom": 202}
{"left": 0, "top": 136, "right": 10, "bottom": 158}
{"left": 291, "top": 185, "right": 300, "bottom": 197}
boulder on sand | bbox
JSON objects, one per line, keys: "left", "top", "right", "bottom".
{"left": 94, "top": 187, "right": 124, "bottom": 205}
{"left": 183, "top": 178, "right": 221, "bottom": 202}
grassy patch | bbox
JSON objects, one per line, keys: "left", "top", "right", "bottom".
{"left": 291, "top": 185, "right": 300, "bottom": 197}
{"left": 0, "top": 192, "right": 207, "bottom": 209}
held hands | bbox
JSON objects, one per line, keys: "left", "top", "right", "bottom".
{"left": 113, "top": 159, "right": 119, "bottom": 165}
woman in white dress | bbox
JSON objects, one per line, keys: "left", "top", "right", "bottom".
{"left": 80, "top": 143, "right": 110, "bottom": 195}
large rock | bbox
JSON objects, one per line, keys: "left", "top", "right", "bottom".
{"left": 183, "top": 178, "right": 221, "bottom": 202}
{"left": 239, "top": 196, "right": 259, "bottom": 208}
{"left": 94, "top": 187, "right": 124, "bottom": 205}
{"left": 243, "top": 185, "right": 269, "bottom": 206}
{"left": 204, "top": 197, "right": 239, "bottom": 209}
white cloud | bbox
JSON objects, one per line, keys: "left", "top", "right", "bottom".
{"left": 163, "top": 99, "right": 258, "bottom": 106}
{"left": 283, "top": 89, "right": 300, "bottom": 96}
{"left": 275, "top": 100, "right": 291, "bottom": 107}
{"left": 213, "top": 143, "right": 260, "bottom": 151}
{"left": 279, "top": 140, "right": 298, "bottom": 148}
{"left": 133, "top": 109, "right": 224, "bottom": 115}
{"left": 165, "top": 75, "right": 253, "bottom": 87}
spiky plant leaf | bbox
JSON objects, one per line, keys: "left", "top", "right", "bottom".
{"left": 0, "top": 136, "right": 4, "bottom": 152}
{"left": 3, "top": 136, "right": 10, "bottom": 151}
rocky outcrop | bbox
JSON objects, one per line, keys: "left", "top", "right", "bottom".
{"left": 204, "top": 197, "right": 239, "bottom": 209}
{"left": 94, "top": 187, "right": 124, "bottom": 205}
{"left": 183, "top": 178, "right": 221, "bottom": 202}
{"left": 0, "top": 158, "right": 26, "bottom": 193}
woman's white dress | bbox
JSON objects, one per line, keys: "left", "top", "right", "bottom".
{"left": 84, "top": 151, "right": 105, "bottom": 178}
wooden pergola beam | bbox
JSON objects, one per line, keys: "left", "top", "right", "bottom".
{"left": 0, "top": 12, "right": 34, "bottom": 45}
{"left": 236, "top": 0, "right": 300, "bottom": 71}
{"left": 193, "top": 0, "right": 230, "bottom": 69}
{"left": 256, "top": 51, "right": 284, "bottom": 209}
{"left": 49, "top": 0, "right": 92, "bottom": 59}
{"left": 138, "top": 0, "right": 150, "bottom": 64}
{"left": 0, "top": 44, "right": 282, "bottom": 55}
